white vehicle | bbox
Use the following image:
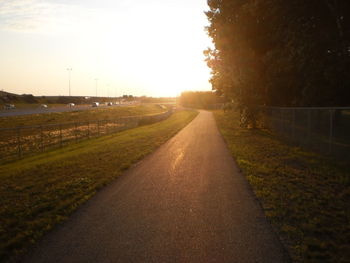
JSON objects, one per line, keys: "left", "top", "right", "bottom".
{"left": 68, "top": 103, "right": 75, "bottom": 107}
{"left": 92, "top": 102, "right": 99, "bottom": 107}
{"left": 4, "top": 104, "right": 15, "bottom": 110}
{"left": 40, "top": 104, "right": 48, "bottom": 108}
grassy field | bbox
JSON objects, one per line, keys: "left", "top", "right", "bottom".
{"left": 0, "top": 110, "right": 198, "bottom": 262}
{"left": 214, "top": 110, "right": 349, "bottom": 263}
{"left": 0, "top": 104, "right": 165, "bottom": 128}
{"left": 0, "top": 104, "right": 170, "bottom": 164}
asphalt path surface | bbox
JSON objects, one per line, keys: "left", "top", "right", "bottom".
{"left": 22, "top": 111, "right": 290, "bottom": 263}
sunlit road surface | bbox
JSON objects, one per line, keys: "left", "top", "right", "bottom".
{"left": 22, "top": 111, "right": 290, "bottom": 263}
{"left": 0, "top": 104, "right": 130, "bottom": 117}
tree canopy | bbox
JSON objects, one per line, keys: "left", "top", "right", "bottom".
{"left": 180, "top": 91, "right": 224, "bottom": 109}
{"left": 205, "top": 0, "right": 350, "bottom": 107}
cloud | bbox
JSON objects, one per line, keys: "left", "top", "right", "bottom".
{"left": 0, "top": 0, "right": 100, "bottom": 34}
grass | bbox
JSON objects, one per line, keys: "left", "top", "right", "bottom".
{"left": 213, "top": 110, "right": 349, "bottom": 263}
{"left": 0, "top": 104, "right": 165, "bottom": 128}
{"left": 0, "top": 104, "right": 169, "bottom": 164}
{"left": 0, "top": 110, "right": 198, "bottom": 263}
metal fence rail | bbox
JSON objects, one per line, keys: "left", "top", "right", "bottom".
{"left": 260, "top": 107, "right": 350, "bottom": 159}
{"left": 0, "top": 110, "right": 172, "bottom": 164}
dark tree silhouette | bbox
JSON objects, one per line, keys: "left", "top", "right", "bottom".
{"left": 205, "top": 0, "right": 350, "bottom": 107}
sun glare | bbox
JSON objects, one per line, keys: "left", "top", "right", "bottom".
{"left": 0, "top": 0, "right": 211, "bottom": 97}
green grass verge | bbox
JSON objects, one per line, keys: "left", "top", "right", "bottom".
{"left": 213, "top": 110, "right": 349, "bottom": 263}
{"left": 0, "top": 110, "right": 198, "bottom": 262}
{"left": 0, "top": 104, "right": 165, "bottom": 128}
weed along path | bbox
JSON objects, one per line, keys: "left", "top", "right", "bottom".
{"left": 22, "top": 111, "right": 289, "bottom": 263}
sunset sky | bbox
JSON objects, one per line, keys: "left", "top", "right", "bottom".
{"left": 0, "top": 0, "right": 212, "bottom": 97}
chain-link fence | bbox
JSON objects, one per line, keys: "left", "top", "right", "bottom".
{"left": 0, "top": 110, "right": 172, "bottom": 164}
{"left": 260, "top": 107, "right": 350, "bottom": 160}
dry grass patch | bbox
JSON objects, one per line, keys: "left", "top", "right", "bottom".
{"left": 0, "top": 104, "right": 165, "bottom": 128}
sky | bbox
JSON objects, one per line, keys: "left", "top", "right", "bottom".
{"left": 0, "top": 0, "right": 212, "bottom": 97}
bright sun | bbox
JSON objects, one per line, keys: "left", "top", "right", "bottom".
{"left": 92, "top": 4, "right": 211, "bottom": 97}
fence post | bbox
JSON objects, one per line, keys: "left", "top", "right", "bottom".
{"left": 307, "top": 110, "right": 311, "bottom": 144}
{"left": 280, "top": 109, "right": 283, "bottom": 134}
{"left": 75, "top": 122, "right": 78, "bottom": 142}
{"left": 40, "top": 125, "right": 44, "bottom": 152}
{"left": 17, "top": 127, "right": 22, "bottom": 158}
{"left": 59, "top": 124, "right": 63, "bottom": 148}
{"left": 97, "top": 120, "right": 100, "bottom": 136}
{"left": 329, "top": 109, "right": 334, "bottom": 153}
{"left": 87, "top": 121, "right": 90, "bottom": 139}
{"left": 292, "top": 109, "right": 296, "bottom": 140}
{"left": 264, "top": 108, "right": 268, "bottom": 129}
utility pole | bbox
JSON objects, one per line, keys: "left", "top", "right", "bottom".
{"left": 67, "top": 68, "right": 72, "bottom": 96}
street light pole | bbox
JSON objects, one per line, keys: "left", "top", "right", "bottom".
{"left": 67, "top": 68, "right": 72, "bottom": 96}
{"left": 106, "top": 83, "right": 110, "bottom": 98}
{"left": 95, "top": 78, "right": 98, "bottom": 97}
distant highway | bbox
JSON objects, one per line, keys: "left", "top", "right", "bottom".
{"left": 0, "top": 104, "right": 132, "bottom": 117}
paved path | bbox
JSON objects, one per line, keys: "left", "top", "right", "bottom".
{"left": 22, "top": 111, "right": 289, "bottom": 263}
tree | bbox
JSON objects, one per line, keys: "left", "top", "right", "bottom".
{"left": 180, "top": 91, "right": 223, "bottom": 109}
{"left": 205, "top": 0, "right": 350, "bottom": 107}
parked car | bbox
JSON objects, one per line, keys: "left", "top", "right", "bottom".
{"left": 107, "top": 102, "right": 113, "bottom": 106}
{"left": 4, "top": 104, "right": 15, "bottom": 110}
{"left": 92, "top": 102, "right": 99, "bottom": 107}
{"left": 40, "top": 104, "right": 48, "bottom": 108}
{"left": 68, "top": 103, "right": 75, "bottom": 107}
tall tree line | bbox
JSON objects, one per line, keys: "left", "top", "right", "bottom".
{"left": 205, "top": 0, "right": 350, "bottom": 107}
{"left": 180, "top": 91, "right": 224, "bottom": 109}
